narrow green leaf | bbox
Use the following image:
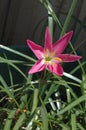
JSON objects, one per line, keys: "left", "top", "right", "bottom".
{"left": 47, "top": 1, "right": 53, "bottom": 39}
{"left": 40, "top": 105, "right": 48, "bottom": 130}
{"left": 59, "top": 123, "right": 70, "bottom": 130}
{"left": 0, "top": 76, "right": 19, "bottom": 108}
{"left": 0, "top": 45, "right": 35, "bottom": 62}
{"left": 13, "top": 113, "right": 26, "bottom": 130}
{"left": 60, "top": 0, "right": 77, "bottom": 36}
{"left": 0, "top": 75, "right": 8, "bottom": 88}
{"left": 31, "top": 88, "right": 39, "bottom": 114}
{"left": 57, "top": 94, "right": 86, "bottom": 115}
{"left": 4, "top": 110, "right": 16, "bottom": 130}
{"left": 71, "top": 113, "right": 76, "bottom": 130}
{"left": 39, "top": 0, "right": 62, "bottom": 29}
{"left": 0, "top": 57, "right": 27, "bottom": 80}
{"left": 77, "top": 123, "right": 85, "bottom": 130}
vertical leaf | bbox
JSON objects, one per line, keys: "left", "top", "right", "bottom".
{"left": 71, "top": 113, "right": 76, "bottom": 130}
{"left": 60, "top": 0, "right": 77, "bottom": 36}
{"left": 40, "top": 106, "right": 48, "bottom": 130}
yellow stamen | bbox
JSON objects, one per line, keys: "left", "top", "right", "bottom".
{"left": 44, "top": 49, "right": 49, "bottom": 57}
{"left": 54, "top": 57, "right": 62, "bottom": 62}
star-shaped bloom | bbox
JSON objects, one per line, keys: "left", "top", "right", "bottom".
{"left": 27, "top": 27, "right": 81, "bottom": 76}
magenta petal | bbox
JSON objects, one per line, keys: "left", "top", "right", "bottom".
{"left": 44, "top": 27, "right": 52, "bottom": 50}
{"left": 29, "top": 59, "right": 45, "bottom": 74}
{"left": 58, "top": 54, "right": 82, "bottom": 62}
{"left": 27, "top": 40, "right": 44, "bottom": 59}
{"left": 53, "top": 31, "right": 73, "bottom": 54}
{"left": 47, "top": 64, "right": 63, "bottom": 76}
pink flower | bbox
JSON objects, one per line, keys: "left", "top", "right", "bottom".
{"left": 27, "top": 27, "right": 81, "bottom": 76}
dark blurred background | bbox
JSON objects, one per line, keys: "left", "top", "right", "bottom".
{"left": 0, "top": 0, "right": 85, "bottom": 48}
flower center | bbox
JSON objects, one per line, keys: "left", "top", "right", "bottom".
{"left": 45, "top": 56, "right": 52, "bottom": 63}
{"left": 43, "top": 49, "right": 62, "bottom": 64}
